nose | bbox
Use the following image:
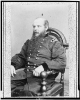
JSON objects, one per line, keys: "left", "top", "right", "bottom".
{"left": 34, "top": 26, "right": 38, "bottom": 31}
{"left": 33, "top": 26, "right": 38, "bottom": 31}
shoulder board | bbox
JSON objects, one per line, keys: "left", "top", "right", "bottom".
{"left": 48, "top": 33, "right": 58, "bottom": 42}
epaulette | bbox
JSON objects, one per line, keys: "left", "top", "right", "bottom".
{"left": 47, "top": 30, "right": 64, "bottom": 43}
{"left": 48, "top": 31, "right": 58, "bottom": 42}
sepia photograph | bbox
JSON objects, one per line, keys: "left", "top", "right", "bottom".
{"left": 2, "top": 1, "right": 78, "bottom": 98}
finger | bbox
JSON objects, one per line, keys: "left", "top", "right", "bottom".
{"left": 36, "top": 72, "right": 39, "bottom": 76}
{"left": 11, "top": 71, "right": 14, "bottom": 77}
{"left": 12, "top": 68, "right": 15, "bottom": 77}
{"left": 38, "top": 72, "right": 40, "bottom": 76}
{"left": 11, "top": 69, "right": 13, "bottom": 76}
{"left": 13, "top": 69, "right": 16, "bottom": 74}
{"left": 11, "top": 66, "right": 15, "bottom": 77}
{"left": 38, "top": 73, "right": 40, "bottom": 76}
{"left": 33, "top": 70, "right": 36, "bottom": 76}
{"left": 35, "top": 72, "right": 37, "bottom": 76}
{"left": 34, "top": 71, "right": 38, "bottom": 76}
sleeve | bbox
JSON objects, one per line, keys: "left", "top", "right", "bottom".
{"left": 46, "top": 40, "right": 66, "bottom": 70}
{"left": 11, "top": 40, "right": 29, "bottom": 70}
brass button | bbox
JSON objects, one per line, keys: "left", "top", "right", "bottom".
{"left": 51, "top": 39, "right": 54, "bottom": 42}
{"left": 30, "top": 53, "right": 31, "bottom": 55}
{"left": 28, "top": 57, "right": 30, "bottom": 59}
{"left": 43, "top": 39, "right": 44, "bottom": 41}
{"left": 35, "top": 57, "right": 38, "bottom": 60}
{"left": 34, "top": 66, "right": 36, "bottom": 68}
{"left": 37, "top": 51, "right": 40, "bottom": 53}
{"left": 28, "top": 62, "right": 30, "bottom": 64}
{"left": 36, "top": 54, "right": 38, "bottom": 56}
{"left": 28, "top": 66, "right": 30, "bottom": 68}
{"left": 40, "top": 46, "right": 42, "bottom": 48}
{"left": 34, "top": 63, "right": 36, "bottom": 66}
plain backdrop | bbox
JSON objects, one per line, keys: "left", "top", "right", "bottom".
{"left": 10, "top": 4, "right": 70, "bottom": 96}
{"left": 11, "top": 3, "right": 69, "bottom": 57}
{"left": 11, "top": 3, "right": 69, "bottom": 82}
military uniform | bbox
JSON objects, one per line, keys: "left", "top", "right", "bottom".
{"left": 11, "top": 32, "right": 66, "bottom": 97}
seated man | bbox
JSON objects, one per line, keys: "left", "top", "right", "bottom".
{"left": 11, "top": 17, "right": 66, "bottom": 97}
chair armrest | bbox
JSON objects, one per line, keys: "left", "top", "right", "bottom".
{"left": 40, "top": 69, "right": 65, "bottom": 96}
{"left": 40, "top": 70, "right": 58, "bottom": 96}
{"left": 40, "top": 70, "right": 58, "bottom": 79}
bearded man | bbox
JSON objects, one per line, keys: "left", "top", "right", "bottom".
{"left": 11, "top": 18, "right": 66, "bottom": 97}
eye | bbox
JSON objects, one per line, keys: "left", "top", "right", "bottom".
{"left": 33, "top": 25, "right": 35, "bottom": 28}
{"left": 37, "top": 25, "right": 41, "bottom": 27}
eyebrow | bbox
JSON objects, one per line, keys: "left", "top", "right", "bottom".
{"left": 32, "top": 24, "right": 42, "bottom": 27}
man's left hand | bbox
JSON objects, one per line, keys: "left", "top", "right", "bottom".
{"left": 33, "top": 65, "right": 44, "bottom": 76}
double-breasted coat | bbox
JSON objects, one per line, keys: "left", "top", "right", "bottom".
{"left": 11, "top": 32, "right": 66, "bottom": 97}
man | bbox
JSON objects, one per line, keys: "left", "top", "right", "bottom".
{"left": 11, "top": 17, "right": 66, "bottom": 97}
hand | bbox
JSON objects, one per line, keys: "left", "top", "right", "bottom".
{"left": 10, "top": 65, "right": 16, "bottom": 77}
{"left": 33, "top": 65, "right": 44, "bottom": 76}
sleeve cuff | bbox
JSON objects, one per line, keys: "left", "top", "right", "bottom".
{"left": 41, "top": 62, "right": 49, "bottom": 71}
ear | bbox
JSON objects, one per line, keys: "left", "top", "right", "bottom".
{"left": 45, "top": 26, "right": 48, "bottom": 31}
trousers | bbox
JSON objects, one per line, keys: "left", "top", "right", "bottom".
{"left": 11, "top": 69, "right": 58, "bottom": 97}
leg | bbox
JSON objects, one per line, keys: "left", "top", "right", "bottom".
{"left": 23, "top": 76, "right": 42, "bottom": 96}
{"left": 11, "top": 79, "right": 27, "bottom": 97}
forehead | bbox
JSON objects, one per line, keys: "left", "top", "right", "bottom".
{"left": 33, "top": 19, "right": 45, "bottom": 26}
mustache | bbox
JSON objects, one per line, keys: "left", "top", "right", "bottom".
{"left": 33, "top": 31, "right": 39, "bottom": 33}
{"left": 31, "top": 32, "right": 41, "bottom": 39}
{"left": 33, "top": 32, "right": 40, "bottom": 36}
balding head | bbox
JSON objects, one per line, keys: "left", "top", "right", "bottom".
{"left": 33, "top": 18, "right": 49, "bottom": 28}
{"left": 32, "top": 18, "right": 49, "bottom": 37}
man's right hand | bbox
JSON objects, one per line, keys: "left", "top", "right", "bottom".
{"left": 10, "top": 65, "right": 16, "bottom": 77}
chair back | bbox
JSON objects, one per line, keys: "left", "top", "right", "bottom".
{"left": 47, "top": 27, "right": 69, "bottom": 49}
{"left": 47, "top": 27, "right": 69, "bottom": 74}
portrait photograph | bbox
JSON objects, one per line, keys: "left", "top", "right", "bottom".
{"left": 2, "top": 1, "right": 78, "bottom": 98}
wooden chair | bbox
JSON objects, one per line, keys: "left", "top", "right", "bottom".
{"left": 39, "top": 27, "right": 69, "bottom": 96}
{"left": 11, "top": 27, "right": 69, "bottom": 97}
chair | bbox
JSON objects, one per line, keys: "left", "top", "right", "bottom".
{"left": 11, "top": 27, "right": 69, "bottom": 97}
{"left": 39, "top": 27, "right": 69, "bottom": 96}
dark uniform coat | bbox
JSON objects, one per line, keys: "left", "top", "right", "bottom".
{"left": 11, "top": 32, "right": 66, "bottom": 97}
